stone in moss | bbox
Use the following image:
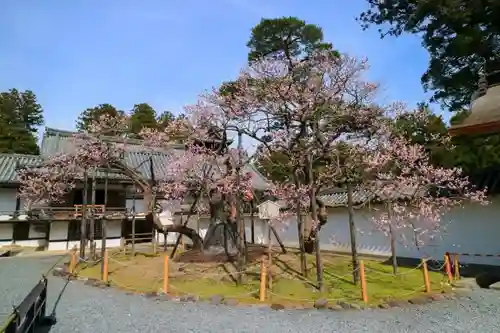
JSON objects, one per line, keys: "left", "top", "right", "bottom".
{"left": 387, "top": 300, "right": 408, "bottom": 308}
{"left": 224, "top": 299, "right": 238, "bottom": 306}
{"left": 337, "top": 301, "right": 352, "bottom": 309}
{"left": 270, "top": 303, "right": 286, "bottom": 310}
{"left": 378, "top": 303, "right": 390, "bottom": 309}
{"left": 314, "top": 298, "right": 328, "bottom": 309}
{"left": 180, "top": 295, "right": 198, "bottom": 302}
{"left": 408, "top": 297, "right": 428, "bottom": 305}
{"left": 429, "top": 294, "right": 444, "bottom": 301}
{"left": 350, "top": 303, "right": 362, "bottom": 310}
{"left": 327, "top": 304, "right": 343, "bottom": 311}
{"left": 210, "top": 295, "right": 224, "bottom": 305}
{"left": 52, "top": 267, "right": 66, "bottom": 277}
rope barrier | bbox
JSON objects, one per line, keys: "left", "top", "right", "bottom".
{"left": 364, "top": 262, "right": 424, "bottom": 276}
{"left": 449, "top": 252, "right": 500, "bottom": 258}
{"left": 69, "top": 249, "right": 455, "bottom": 306}
{"left": 168, "top": 284, "right": 259, "bottom": 299}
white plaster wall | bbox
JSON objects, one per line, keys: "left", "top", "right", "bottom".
{"left": 126, "top": 199, "right": 270, "bottom": 246}
{"left": 278, "top": 197, "right": 500, "bottom": 266}
{"left": 48, "top": 222, "right": 70, "bottom": 251}
{"left": 0, "top": 188, "right": 17, "bottom": 213}
{"left": 170, "top": 216, "right": 268, "bottom": 246}
{"left": 0, "top": 188, "right": 47, "bottom": 247}
{"left": 126, "top": 199, "right": 146, "bottom": 213}
{"left": 0, "top": 223, "right": 13, "bottom": 246}
{"left": 15, "top": 223, "right": 47, "bottom": 247}
{"left": 50, "top": 220, "right": 123, "bottom": 251}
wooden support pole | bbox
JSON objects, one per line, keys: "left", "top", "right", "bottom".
{"left": 102, "top": 250, "right": 109, "bottom": 283}
{"left": 267, "top": 221, "right": 272, "bottom": 290}
{"left": 163, "top": 256, "right": 169, "bottom": 293}
{"left": 453, "top": 254, "right": 460, "bottom": 280}
{"left": 359, "top": 260, "right": 368, "bottom": 304}
{"left": 179, "top": 234, "right": 186, "bottom": 253}
{"left": 421, "top": 258, "right": 431, "bottom": 293}
{"left": 69, "top": 249, "right": 77, "bottom": 274}
{"left": 444, "top": 253, "right": 453, "bottom": 283}
{"left": 259, "top": 256, "right": 267, "bottom": 302}
{"left": 131, "top": 214, "right": 136, "bottom": 257}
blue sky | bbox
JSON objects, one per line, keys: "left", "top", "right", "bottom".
{"left": 1, "top": 0, "right": 446, "bottom": 136}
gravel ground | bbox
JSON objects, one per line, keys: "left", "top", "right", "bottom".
{"left": 0, "top": 254, "right": 67, "bottom": 317}
{"left": 2, "top": 255, "right": 500, "bottom": 332}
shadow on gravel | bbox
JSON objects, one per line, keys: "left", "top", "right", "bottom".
{"left": 35, "top": 278, "right": 71, "bottom": 333}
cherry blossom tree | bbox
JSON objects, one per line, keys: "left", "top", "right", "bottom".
{"left": 362, "top": 127, "right": 488, "bottom": 274}
{"left": 188, "top": 49, "right": 399, "bottom": 288}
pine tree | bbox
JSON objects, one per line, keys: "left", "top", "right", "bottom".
{"left": 76, "top": 104, "right": 125, "bottom": 132}
{"left": 129, "top": 103, "right": 158, "bottom": 135}
{"left": 0, "top": 89, "right": 44, "bottom": 155}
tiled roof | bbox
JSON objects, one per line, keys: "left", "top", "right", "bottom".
{"left": 317, "top": 189, "right": 373, "bottom": 207}
{"left": 317, "top": 186, "right": 423, "bottom": 208}
{"left": 39, "top": 128, "right": 270, "bottom": 190}
{"left": 0, "top": 154, "right": 42, "bottom": 184}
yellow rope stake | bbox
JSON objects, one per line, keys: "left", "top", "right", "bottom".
{"left": 453, "top": 254, "right": 460, "bottom": 280}
{"left": 444, "top": 253, "right": 453, "bottom": 283}
{"left": 259, "top": 256, "right": 267, "bottom": 301}
{"left": 103, "top": 250, "right": 109, "bottom": 282}
{"left": 421, "top": 258, "right": 431, "bottom": 293}
{"left": 69, "top": 249, "right": 77, "bottom": 274}
{"left": 163, "top": 256, "right": 169, "bottom": 293}
{"left": 359, "top": 260, "right": 368, "bottom": 304}
{"left": 179, "top": 235, "right": 185, "bottom": 253}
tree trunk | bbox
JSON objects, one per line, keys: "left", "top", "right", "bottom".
{"left": 307, "top": 154, "right": 323, "bottom": 291}
{"left": 388, "top": 202, "right": 398, "bottom": 275}
{"left": 80, "top": 171, "right": 88, "bottom": 258}
{"left": 267, "top": 221, "right": 272, "bottom": 289}
{"left": 235, "top": 131, "right": 245, "bottom": 284}
{"left": 347, "top": 183, "right": 360, "bottom": 284}
{"left": 250, "top": 200, "right": 255, "bottom": 244}
{"left": 170, "top": 194, "right": 201, "bottom": 258}
{"left": 90, "top": 173, "right": 96, "bottom": 259}
{"left": 303, "top": 199, "right": 328, "bottom": 254}
{"left": 294, "top": 172, "right": 307, "bottom": 277}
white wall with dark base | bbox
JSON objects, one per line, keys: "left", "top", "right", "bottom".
{"left": 48, "top": 220, "right": 123, "bottom": 251}
{"left": 0, "top": 188, "right": 17, "bottom": 245}
{"left": 278, "top": 196, "right": 500, "bottom": 266}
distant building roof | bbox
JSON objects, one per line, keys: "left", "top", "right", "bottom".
{"left": 38, "top": 127, "right": 270, "bottom": 190}
{"left": 317, "top": 185, "right": 424, "bottom": 208}
{"left": 0, "top": 154, "right": 42, "bottom": 184}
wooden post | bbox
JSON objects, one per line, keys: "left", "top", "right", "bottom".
{"left": 359, "top": 260, "right": 368, "bottom": 304}
{"left": 267, "top": 221, "right": 272, "bottom": 289}
{"left": 80, "top": 171, "right": 88, "bottom": 258}
{"left": 101, "top": 171, "right": 108, "bottom": 266}
{"left": 259, "top": 256, "right": 267, "bottom": 301}
{"left": 102, "top": 250, "right": 108, "bottom": 282}
{"left": 163, "top": 256, "right": 169, "bottom": 293}
{"left": 444, "top": 253, "right": 453, "bottom": 283}
{"left": 421, "top": 259, "right": 431, "bottom": 293}
{"left": 90, "top": 173, "right": 97, "bottom": 259}
{"left": 179, "top": 235, "right": 184, "bottom": 253}
{"left": 69, "top": 249, "right": 77, "bottom": 274}
{"left": 131, "top": 213, "right": 136, "bottom": 257}
{"left": 453, "top": 254, "right": 460, "bottom": 280}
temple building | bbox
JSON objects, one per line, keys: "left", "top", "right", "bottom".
{"left": 0, "top": 127, "right": 270, "bottom": 251}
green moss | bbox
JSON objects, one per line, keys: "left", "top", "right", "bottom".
{"left": 77, "top": 250, "right": 449, "bottom": 305}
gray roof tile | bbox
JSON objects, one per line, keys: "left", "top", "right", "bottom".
{"left": 0, "top": 154, "right": 42, "bottom": 184}
{"left": 318, "top": 186, "right": 423, "bottom": 207}
{"left": 40, "top": 128, "right": 270, "bottom": 190}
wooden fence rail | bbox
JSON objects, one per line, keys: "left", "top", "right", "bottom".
{"left": 0, "top": 277, "right": 52, "bottom": 333}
